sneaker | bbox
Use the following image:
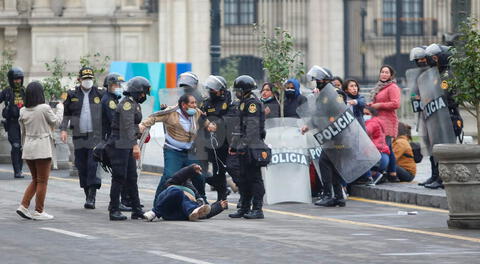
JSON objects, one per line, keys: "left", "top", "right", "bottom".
{"left": 143, "top": 210, "right": 157, "bottom": 222}
{"left": 32, "top": 211, "right": 54, "bottom": 220}
{"left": 188, "top": 205, "right": 211, "bottom": 221}
{"left": 16, "top": 205, "right": 32, "bottom": 220}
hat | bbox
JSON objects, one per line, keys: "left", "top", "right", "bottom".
{"left": 79, "top": 67, "right": 94, "bottom": 79}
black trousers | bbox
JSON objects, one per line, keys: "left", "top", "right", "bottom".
{"left": 318, "top": 152, "right": 343, "bottom": 199}
{"left": 430, "top": 156, "right": 441, "bottom": 183}
{"left": 237, "top": 154, "right": 265, "bottom": 210}
{"left": 6, "top": 121, "right": 22, "bottom": 174}
{"left": 108, "top": 148, "right": 141, "bottom": 211}
{"left": 74, "top": 147, "right": 101, "bottom": 189}
{"left": 206, "top": 144, "right": 228, "bottom": 201}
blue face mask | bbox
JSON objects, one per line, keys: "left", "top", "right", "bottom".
{"left": 113, "top": 88, "right": 123, "bottom": 97}
{"left": 363, "top": 115, "right": 372, "bottom": 121}
{"left": 186, "top": 108, "right": 196, "bottom": 116}
{"left": 261, "top": 96, "right": 273, "bottom": 102}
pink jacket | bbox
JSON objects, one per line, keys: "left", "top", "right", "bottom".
{"left": 366, "top": 117, "right": 390, "bottom": 154}
{"left": 372, "top": 82, "right": 401, "bottom": 137}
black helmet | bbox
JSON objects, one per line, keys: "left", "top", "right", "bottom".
{"left": 125, "top": 76, "right": 151, "bottom": 95}
{"left": 7, "top": 67, "right": 24, "bottom": 88}
{"left": 103, "top": 73, "right": 125, "bottom": 88}
{"left": 177, "top": 72, "right": 199, "bottom": 89}
{"left": 233, "top": 75, "right": 257, "bottom": 93}
{"left": 204, "top": 75, "right": 227, "bottom": 91}
{"left": 307, "top": 66, "right": 333, "bottom": 82}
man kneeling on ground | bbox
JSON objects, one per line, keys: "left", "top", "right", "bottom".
{"left": 143, "top": 164, "right": 228, "bottom": 221}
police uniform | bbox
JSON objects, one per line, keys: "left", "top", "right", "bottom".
{"left": 61, "top": 69, "right": 103, "bottom": 207}
{"left": 202, "top": 91, "right": 232, "bottom": 201}
{"left": 230, "top": 92, "right": 266, "bottom": 217}
{"left": 0, "top": 85, "right": 25, "bottom": 178}
{"left": 107, "top": 96, "right": 144, "bottom": 218}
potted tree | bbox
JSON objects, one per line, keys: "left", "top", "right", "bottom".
{"left": 433, "top": 18, "right": 480, "bottom": 229}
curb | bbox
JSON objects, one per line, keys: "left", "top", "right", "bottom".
{"left": 349, "top": 184, "right": 449, "bottom": 210}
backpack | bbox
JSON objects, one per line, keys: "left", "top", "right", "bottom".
{"left": 403, "top": 142, "right": 423, "bottom": 163}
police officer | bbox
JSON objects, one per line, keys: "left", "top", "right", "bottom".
{"left": 302, "top": 66, "right": 347, "bottom": 207}
{"left": 107, "top": 76, "right": 150, "bottom": 221}
{"left": 202, "top": 75, "right": 232, "bottom": 201}
{"left": 61, "top": 67, "right": 103, "bottom": 209}
{"left": 228, "top": 75, "right": 266, "bottom": 219}
{"left": 421, "top": 44, "right": 463, "bottom": 189}
{"left": 0, "top": 67, "right": 25, "bottom": 178}
{"left": 178, "top": 71, "right": 209, "bottom": 202}
{"left": 101, "top": 73, "right": 134, "bottom": 211}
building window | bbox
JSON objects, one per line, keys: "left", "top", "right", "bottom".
{"left": 224, "top": 0, "right": 257, "bottom": 26}
{"left": 383, "top": 0, "right": 423, "bottom": 36}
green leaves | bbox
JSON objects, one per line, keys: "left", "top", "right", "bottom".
{"left": 42, "top": 58, "right": 73, "bottom": 101}
{"left": 0, "top": 51, "right": 14, "bottom": 90}
{"left": 79, "top": 52, "right": 111, "bottom": 82}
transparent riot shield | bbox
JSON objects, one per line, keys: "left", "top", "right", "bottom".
{"left": 264, "top": 117, "right": 312, "bottom": 204}
{"left": 417, "top": 67, "right": 456, "bottom": 152}
{"left": 297, "top": 84, "right": 380, "bottom": 183}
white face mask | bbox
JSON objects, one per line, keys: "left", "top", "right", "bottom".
{"left": 363, "top": 115, "right": 372, "bottom": 121}
{"left": 82, "top": 79, "right": 94, "bottom": 89}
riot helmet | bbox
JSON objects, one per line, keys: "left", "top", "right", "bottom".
{"left": 205, "top": 75, "right": 228, "bottom": 101}
{"left": 124, "top": 76, "right": 151, "bottom": 104}
{"left": 409, "top": 46, "right": 429, "bottom": 67}
{"left": 177, "top": 72, "right": 199, "bottom": 92}
{"left": 233, "top": 75, "right": 256, "bottom": 99}
{"left": 307, "top": 66, "right": 333, "bottom": 90}
{"left": 425, "top": 43, "right": 442, "bottom": 67}
{"left": 7, "top": 67, "right": 24, "bottom": 89}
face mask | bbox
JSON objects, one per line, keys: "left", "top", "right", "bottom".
{"left": 113, "top": 88, "right": 123, "bottom": 97}
{"left": 235, "top": 91, "right": 243, "bottom": 100}
{"left": 186, "top": 108, "right": 196, "bottom": 116}
{"left": 14, "top": 82, "right": 22, "bottom": 89}
{"left": 184, "top": 87, "right": 194, "bottom": 94}
{"left": 285, "top": 89, "right": 296, "bottom": 97}
{"left": 363, "top": 115, "right": 372, "bottom": 121}
{"left": 261, "top": 96, "right": 273, "bottom": 102}
{"left": 316, "top": 81, "right": 327, "bottom": 90}
{"left": 137, "top": 96, "right": 146, "bottom": 104}
{"left": 82, "top": 79, "right": 94, "bottom": 89}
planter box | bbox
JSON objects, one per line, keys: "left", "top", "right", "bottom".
{"left": 433, "top": 144, "right": 480, "bottom": 229}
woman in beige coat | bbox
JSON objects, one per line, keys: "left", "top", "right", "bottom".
{"left": 16, "top": 81, "right": 63, "bottom": 220}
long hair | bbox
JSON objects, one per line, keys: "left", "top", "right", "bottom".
{"left": 398, "top": 122, "right": 412, "bottom": 140}
{"left": 379, "top": 65, "right": 396, "bottom": 80}
{"left": 342, "top": 79, "right": 361, "bottom": 94}
{"left": 24, "top": 81, "right": 45, "bottom": 108}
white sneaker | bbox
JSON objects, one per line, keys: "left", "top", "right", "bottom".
{"left": 143, "top": 210, "right": 157, "bottom": 222}
{"left": 16, "top": 205, "right": 32, "bottom": 220}
{"left": 32, "top": 211, "right": 54, "bottom": 220}
{"left": 188, "top": 205, "right": 211, "bottom": 221}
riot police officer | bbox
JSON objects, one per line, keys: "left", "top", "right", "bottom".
{"left": 228, "top": 75, "right": 266, "bottom": 219}
{"left": 60, "top": 67, "right": 103, "bottom": 209}
{"left": 0, "top": 67, "right": 25, "bottom": 178}
{"left": 101, "top": 73, "right": 134, "bottom": 211}
{"left": 421, "top": 44, "right": 463, "bottom": 189}
{"left": 202, "top": 75, "right": 232, "bottom": 201}
{"left": 107, "top": 76, "right": 150, "bottom": 221}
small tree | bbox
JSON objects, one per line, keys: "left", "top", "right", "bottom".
{"left": 256, "top": 26, "right": 304, "bottom": 117}
{"left": 43, "top": 58, "right": 73, "bottom": 101}
{"left": 0, "top": 51, "right": 14, "bottom": 90}
{"left": 79, "top": 52, "right": 110, "bottom": 84}
{"left": 449, "top": 18, "right": 480, "bottom": 143}
{"left": 219, "top": 57, "right": 240, "bottom": 89}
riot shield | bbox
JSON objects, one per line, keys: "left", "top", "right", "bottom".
{"left": 417, "top": 67, "right": 456, "bottom": 152}
{"left": 297, "top": 84, "right": 380, "bottom": 183}
{"left": 264, "top": 117, "right": 312, "bottom": 204}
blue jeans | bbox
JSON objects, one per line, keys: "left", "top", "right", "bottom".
{"left": 385, "top": 136, "right": 396, "bottom": 174}
{"left": 153, "top": 148, "right": 205, "bottom": 205}
{"left": 152, "top": 187, "right": 199, "bottom": 220}
{"left": 362, "top": 152, "right": 390, "bottom": 178}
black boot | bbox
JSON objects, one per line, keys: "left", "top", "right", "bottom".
{"left": 131, "top": 208, "right": 146, "bottom": 220}
{"left": 119, "top": 203, "right": 132, "bottom": 212}
{"left": 314, "top": 197, "right": 337, "bottom": 207}
{"left": 243, "top": 201, "right": 264, "bottom": 219}
{"left": 418, "top": 177, "right": 435, "bottom": 186}
{"left": 424, "top": 180, "right": 444, "bottom": 189}
{"left": 109, "top": 211, "right": 127, "bottom": 221}
{"left": 84, "top": 187, "right": 96, "bottom": 209}
{"left": 228, "top": 208, "right": 249, "bottom": 218}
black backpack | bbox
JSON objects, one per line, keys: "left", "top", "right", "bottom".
{"left": 403, "top": 142, "right": 423, "bottom": 163}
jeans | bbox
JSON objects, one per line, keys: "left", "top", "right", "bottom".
{"left": 396, "top": 166, "right": 415, "bottom": 182}
{"left": 152, "top": 187, "right": 199, "bottom": 220}
{"left": 21, "top": 159, "right": 51, "bottom": 213}
{"left": 153, "top": 148, "right": 204, "bottom": 205}
{"left": 385, "top": 136, "right": 396, "bottom": 174}
{"left": 361, "top": 152, "right": 390, "bottom": 178}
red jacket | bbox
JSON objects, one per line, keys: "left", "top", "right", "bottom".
{"left": 366, "top": 117, "right": 390, "bottom": 154}
{"left": 372, "top": 82, "right": 401, "bottom": 137}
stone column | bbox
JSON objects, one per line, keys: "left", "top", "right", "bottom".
{"left": 63, "top": 0, "right": 86, "bottom": 17}
{"left": 31, "top": 0, "right": 54, "bottom": 17}
{"left": 3, "top": 0, "right": 18, "bottom": 16}
{"left": 4, "top": 27, "right": 18, "bottom": 57}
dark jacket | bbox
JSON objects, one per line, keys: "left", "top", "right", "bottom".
{"left": 262, "top": 96, "right": 280, "bottom": 119}
{"left": 201, "top": 90, "right": 232, "bottom": 146}
{"left": 61, "top": 86, "right": 104, "bottom": 146}
{"left": 110, "top": 96, "right": 142, "bottom": 149}
{"left": 231, "top": 92, "right": 265, "bottom": 151}
{"left": 284, "top": 79, "right": 307, "bottom": 118}
{"left": 345, "top": 93, "right": 366, "bottom": 130}
{"left": 0, "top": 87, "right": 25, "bottom": 122}
{"left": 101, "top": 91, "right": 121, "bottom": 140}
